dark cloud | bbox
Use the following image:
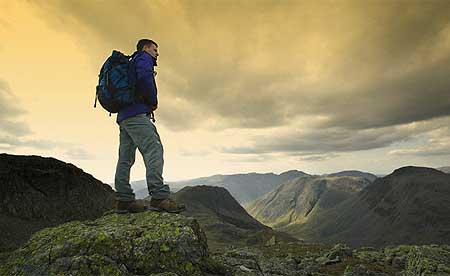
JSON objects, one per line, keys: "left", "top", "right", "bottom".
{"left": 310, "top": 55, "right": 450, "bottom": 130}
{"left": 29, "top": 0, "right": 450, "bottom": 132}
{"left": 27, "top": 0, "right": 450, "bottom": 162}
{"left": 222, "top": 116, "right": 450, "bottom": 156}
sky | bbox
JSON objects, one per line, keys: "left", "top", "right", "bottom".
{"left": 0, "top": 0, "right": 449, "bottom": 185}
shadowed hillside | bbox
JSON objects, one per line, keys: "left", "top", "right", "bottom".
{"left": 0, "top": 153, "right": 115, "bottom": 252}
{"left": 166, "top": 185, "right": 297, "bottom": 251}
{"left": 246, "top": 175, "right": 371, "bottom": 228}
{"left": 282, "top": 166, "right": 450, "bottom": 247}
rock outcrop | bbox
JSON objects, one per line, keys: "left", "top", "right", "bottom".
{"left": 0, "top": 212, "right": 227, "bottom": 276}
{"left": 2, "top": 210, "right": 449, "bottom": 276}
{"left": 0, "top": 153, "right": 115, "bottom": 251}
{"left": 212, "top": 242, "right": 450, "bottom": 275}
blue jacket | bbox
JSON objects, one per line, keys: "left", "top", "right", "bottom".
{"left": 116, "top": 51, "right": 158, "bottom": 124}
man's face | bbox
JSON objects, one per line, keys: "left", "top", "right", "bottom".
{"left": 144, "top": 43, "right": 159, "bottom": 59}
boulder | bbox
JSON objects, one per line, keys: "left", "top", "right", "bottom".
{"left": 0, "top": 212, "right": 227, "bottom": 275}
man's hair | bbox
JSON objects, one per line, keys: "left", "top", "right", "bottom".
{"left": 136, "top": 39, "right": 158, "bottom": 51}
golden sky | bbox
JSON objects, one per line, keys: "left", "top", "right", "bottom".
{"left": 1, "top": 0, "right": 450, "bottom": 184}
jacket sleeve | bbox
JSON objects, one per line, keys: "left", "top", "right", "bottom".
{"left": 135, "top": 54, "right": 158, "bottom": 107}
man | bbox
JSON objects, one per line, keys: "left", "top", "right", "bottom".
{"left": 114, "top": 38, "right": 185, "bottom": 213}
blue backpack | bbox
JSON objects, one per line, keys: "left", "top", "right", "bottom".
{"left": 94, "top": 50, "right": 137, "bottom": 116}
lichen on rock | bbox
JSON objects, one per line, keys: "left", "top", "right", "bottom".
{"left": 0, "top": 212, "right": 219, "bottom": 276}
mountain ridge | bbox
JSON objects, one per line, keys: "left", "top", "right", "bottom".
{"left": 166, "top": 185, "right": 298, "bottom": 251}
{"left": 135, "top": 169, "right": 309, "bottom": 203}
{"left": 245, "top": 175, "right": 371, "bottom": 228}
{"left": 0, "top": 153, "right": 115, "bottom": 251}
{"left": 281, "top": 166, "right": 450, "bottom": 247}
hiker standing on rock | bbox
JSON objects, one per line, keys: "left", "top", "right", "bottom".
{"left": 114, "top": 39, "right": 185, "bottom": 214}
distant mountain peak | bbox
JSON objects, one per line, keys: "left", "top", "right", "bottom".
{"left": 391, "top": 165, "right": 445, "bottom": 176}
{"left": 279, "top": 169, "right": 307, "bottom": 176}
{"left": 174, "top": 185, "right": 258, "bottom": 221}
{"left": 140, "top": 170, "right": 310, "bottom": 203}
{"left": 325, "top": 170, "right": 378, "bottom": 182}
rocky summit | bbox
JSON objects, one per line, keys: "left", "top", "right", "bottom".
{"left": 0, "top": 153, "right": 115, "bottom": 251}
{"left": 1, "top": 210, "right": 449, "bottom": 276}
{"left": 0, "top": 212, "right": 228, "bottom": 276}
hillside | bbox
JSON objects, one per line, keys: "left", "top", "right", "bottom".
{"left": 283, "top": 166, "right": 450, "bottom": 247}
{"left": 246, "top": 175, "right": 371, "bottom": 228}
{"left": 0, "top": 153, "right": 115, "bottom": 251}
{"left": 167, "top": 185, "right": 297, "bottom": 251}
{"left": 325, "top": 170, "right": 378, "bottom": 182}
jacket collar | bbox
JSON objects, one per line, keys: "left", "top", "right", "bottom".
{"left": 140, "top": 51, "right": 157, "bottom": 66}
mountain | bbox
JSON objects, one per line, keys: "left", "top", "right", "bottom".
{"left": 0, "top": 153, "right": 115, "bottom": 251}
{"left": 436, "top": 166, "right": 450, "bottom": 174}
{"left": 136, "top": 170, "right": 309, "bottom": 203}
{"left": 164, "top": 185, "right": 297, "bottom": 251}
{"left": 324, "top": 170, "right": 378, "bottom": 182}
{"left": 245, "top": 175, "right": 371, "bottom": 228}
{"left": 283, "top": 166, "right": 450, "bottom": 247}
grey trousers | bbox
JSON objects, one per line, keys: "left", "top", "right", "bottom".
{"left": 114, "top": 113, "right": 170, "bottom": 201}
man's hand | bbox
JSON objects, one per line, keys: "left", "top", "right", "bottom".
{"left": 151, "top": 105, "right": 158, "bottom": 111}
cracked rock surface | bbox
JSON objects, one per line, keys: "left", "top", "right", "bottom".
{"left": 212, "top": 242, "right": 450, "bottom": 276}
{"left": 2, "top": 211, "right": 450, "bottom": 276}
{"left": 0, "top": 212, "right": 227, "bottom": 276}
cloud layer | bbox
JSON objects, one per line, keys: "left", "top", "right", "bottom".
{"left": 223, "top": 116, "right": 450, "bottom": 158}
{"left": 27, "top": 0, "right": 450, "bottom": 161}
{"left": 0, "top": 78, "right": 95, "bottom": 159}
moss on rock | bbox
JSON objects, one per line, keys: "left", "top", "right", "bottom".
{"left": 0, "top": 212, "right": 214, "bottom": 276}
{"left": 404, "top": 245, "right": 450, "bottom": 275}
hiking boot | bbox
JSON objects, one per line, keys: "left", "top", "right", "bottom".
{"left": 115, "top": 199, "right": 148, "bottom": 214}
{"left": 149, "top": 197, "right": 186, "bottom": 213}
